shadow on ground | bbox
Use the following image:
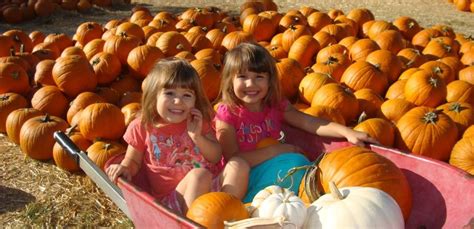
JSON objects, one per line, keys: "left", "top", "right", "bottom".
{"left": 0, "top": 185, "right": 36, "bottom": 214}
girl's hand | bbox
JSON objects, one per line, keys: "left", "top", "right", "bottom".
{"left": 106, "top": 164, "right": 132, "bottom": 183}
{"left": 345, "top": 129, "right": 380, "bottom": 147}
{"left": 187, "top": 108, "right": 203, "bottom": 141}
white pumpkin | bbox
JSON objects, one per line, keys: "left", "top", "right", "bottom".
{"left": 251, "top": 185, "right": 307, "bottom": 228}
{"left": 304, "top": 182, "right": 404, "bottom": 229}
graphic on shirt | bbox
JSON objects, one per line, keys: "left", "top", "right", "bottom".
{"left": 150, "top": 132, "right": 207, "bottom": 170}
{"left": 237, "top": 119, "right": 275, "bottom": 144}
{"left": 150, "top": 134, "right": 161, "bottom": 160}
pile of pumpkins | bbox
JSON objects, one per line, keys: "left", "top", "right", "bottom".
{"left": 449, "top": 0, "right": 474, "bottom": 12}
{"left": 186, "top": 145, "right": 410, "bottom": 228}
{"left": 0, "top": 0, "right": 128, "bottom": 24}
{"left": 0, "top": 0, "right": 473, "bottom": 179}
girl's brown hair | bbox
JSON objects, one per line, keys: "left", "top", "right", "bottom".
{"left": 219, "top": 42, "right": 282, "bottom": 108}
{"left": 141, "top": 58, "right": 212, "bottom": 126}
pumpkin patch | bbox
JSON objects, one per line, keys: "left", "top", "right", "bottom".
{"left": 1, "top": 0, "right": 474, "bottom": 227}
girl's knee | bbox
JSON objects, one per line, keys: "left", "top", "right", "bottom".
{"left": 226, "top": 156, "right": 250, "bottom": 172}
{"left": 189, "top": 168, "right": 212, "bottom": 182}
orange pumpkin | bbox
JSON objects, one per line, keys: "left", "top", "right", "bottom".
{"left": 303, "top": 105, "right": 346, "bottom": 125}
{"left": 79, "top": 103, "right": 126, "bottom": 141}
{"left": 127, "top": 45, "right": 164, "bottom": 80}
{"left": 0, "top": 93, "right": 28, "bottom": 133}
{"left": 377, "top": 99, "right": 415, "bottom": 123}
{"left": 275, "top": 58, "right": 306, "bottom": 99}
{"left": 156, "top": 31, "right": 192, "bottom": 57}
{"left": 87, "top": 140, "right": 126, "bottom": 170}
{"left": 311, "top": 83, "right": 359, "bottom": 124}
{"left": 437, "top": 102, "right": 474, "bottom": 137}
{"left": 340, "top": 61, "right": 389, "bottom": 96}
{"left": 449, "top": 137, "right": 474, "bottom": 175}
{"left": 298, "top": 72, "right": 336, "bottom": 105}
{"left": 396, "top": 106, "right": 458, "bottom": 161}
{"left": 52, "top": 55, "right": 97, "bottom": 98}
{"left": 34, "top": 59, "right": 56, "bottom": 86}
{"left": 354, "top": 88, "right": 384, "bottom": 118}
{"left": 20, "top": 114, "right": 69, "bottom": 160}
{"left": 385, "top": 79, "right": 406, "bottom": 100}
{"left": 354, "top": 117, "right": 395, "bottom": 147}
{"left": 0, "top": 62, "right": 30, "bottom": 95}
{"left": 53, "top": 126, "right": 92, "bottom": 172}
{"left": 6, "top": 108, "right": 43, "bottom": 144}
{"left": 31, "top": 86, "right": 69, "bottom": 118}
{"left": 186, "top": 192, "right": 249, "bottom": 229}
{"left": 190, "top": 59, "right": 221, "bottom": 102}
{"left": 66, "top": 91, "right": 106, "bottom": 124}
{"left": 366, "top": 49, "right": 404, "bottom": 83}
{"left": 121, "top": 102, "right": 141, "bottom": 126}
{"left": 403, "top": 70, "right": 446, "bottom": 107}
{"left": 299, "top": 146, "right": 412, "bottom": 220}
{"left": 288, "top": 35, "right": 320, "bottom": 69}
{"left": 90, "top": 52, "right": 122, "bottom": 86}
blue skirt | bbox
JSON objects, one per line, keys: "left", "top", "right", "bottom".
{"left": 243, "top": 153, "right": 311, "bottom": 203}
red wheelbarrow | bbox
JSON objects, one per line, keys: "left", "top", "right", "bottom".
{"left": 53, "top": 124, "right": 474, "bottom": 229}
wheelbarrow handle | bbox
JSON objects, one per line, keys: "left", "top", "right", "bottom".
{"left": 53, "top": 131, "right": 80, "bottom": 164}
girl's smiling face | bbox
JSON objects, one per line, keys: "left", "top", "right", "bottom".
{"left": 156, "top": 87, "right": 196, "bottom": 124}
{"left": 232, "top": 69, "right": 269, "bottom": 112}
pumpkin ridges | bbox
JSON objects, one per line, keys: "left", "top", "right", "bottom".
{"left": 316, "top": 146, "right": 412, "bottom": 220}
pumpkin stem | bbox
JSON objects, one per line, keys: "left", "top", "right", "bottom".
{"left": 449, "top": 102, "right": 462, "bottom": 113}
{"left": 20, "top": 44, "right": 25, "bottom": 54}
{"left": 66, "top": 124, "right": 78, "bottom": 135}
{"left": 104, "top": 143, "right": 111, "bottom": 151}
{"left": 11, "top": 71, "right": 20, "bottom": 80}
{"left": 0, "top": 95, "right": 9, "bottom": 101}
{"left": 422, "top": 111, "right": 439, "bottom": 124}
{"left": 41, "top": 114, "right": 51, "bottom": 123}
{"left": 357, "top": 111, "right": 368, "bottom": 124}
{"left": 325, "top": 56, "right": 339, "bottom": 65}
{"left": 428, "top": 77, "right": 440, "bottom": 87}
{"left": 329, "top": 181, "right": 344, "bottom": 200}
{"left": 176, "top": 43, "right": 184, "bottom": 50}
{"left": 9, "top": 47, "right": 15, "bottom": 56}
{"left": 91, "top": 58, "right": 100, "bottom": 66}
{"left": 301, "top": 152, "right": 328, "bottom": 203}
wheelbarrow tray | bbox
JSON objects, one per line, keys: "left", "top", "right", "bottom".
{"left": 58, "top": 123, "right": 474, "bottom": 228}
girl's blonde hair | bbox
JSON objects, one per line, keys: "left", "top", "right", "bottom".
{"left": 219, "top": 42, "right": 282, "bottom": 108}
{"left": 141, "top": 58, "right": 212, "bottom": 126}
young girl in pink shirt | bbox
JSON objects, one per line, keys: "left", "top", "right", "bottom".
{"left": 215, "top": 43, "right": 378, "bottom": 202}
{"left": 106, "top": 58, "right": 249, "bottom": 214}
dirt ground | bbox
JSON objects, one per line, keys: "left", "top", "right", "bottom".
{"left": 0, "top": 0, "right": 473, "bottom": 227}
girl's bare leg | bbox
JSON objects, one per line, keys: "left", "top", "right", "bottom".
{"left": 175, "top": 168, "right": 212, "bottom": 214}
{"left": 221, "top": 157, "right": 250, "bottom": 200}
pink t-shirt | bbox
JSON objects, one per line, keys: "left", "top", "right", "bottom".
{"left": 123, "top": 118, "right": 220, "bottom": 199}
{"left": 214, "top": 100, "right": 289, "bottom": 152}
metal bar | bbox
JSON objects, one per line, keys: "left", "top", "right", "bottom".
{"left": 53, "top": 131, "right": 131, "bottom": 218}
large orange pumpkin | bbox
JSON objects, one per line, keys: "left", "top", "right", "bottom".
{"left": 52, "top": 55, "right": 97, "bottom": 98}
{"left": 127, "top": 45, "right": 164, "bottom": 80}
{"left": 186, "top": 192, "right": 249, "bottom": 229}
{"left": 31, "top": 85, "right": 69, "bottom": 118}
{"left": 79, "top": 103, "right": 126, "bottom": 141}
{"left": 19, "top": 114, "right": 69, "bottom": 160}
{"left": 396, "top": 106, "right": 458, "bottom": 161}
{"left": 311, "top": 83, "right": 359, "bottom": 124}
{"left": 377, "top": 98, "right": 415, "bottom": 123}
{"left": 298, "top": 146, "right": 412, "bottom": 220}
